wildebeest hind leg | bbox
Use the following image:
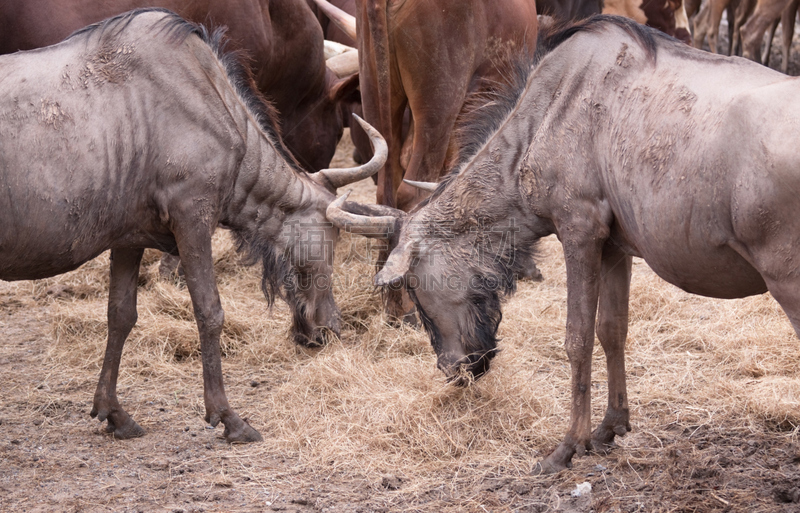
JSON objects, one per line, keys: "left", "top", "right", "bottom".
{"left": 174, "top": 224, "right": 262, "bottom": 443}
{"left": 591, "top": 248, "right": 633, "bottom": 452}
{"left": 762, "top": 277, "right": 800, "bottom": 340}
{"left": 91, "top": 248, "right": 146, "bottom": 439}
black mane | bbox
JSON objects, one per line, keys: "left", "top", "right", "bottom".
{"left": 431, "top": 15, "right": 667, "bottom": 201}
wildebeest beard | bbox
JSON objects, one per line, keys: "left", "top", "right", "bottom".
{"left": 233, "top": 232, "right": 318, "bottom": 347}
{"left": 404, "top": 229, "right": 537, "bottom": 383}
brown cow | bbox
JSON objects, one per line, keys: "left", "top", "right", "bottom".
{"left": 604, "top": 0, "right": 693, "bottom": 43}
{"left": 740, "top": 0, "right": 797, "bottom": 67}
{"left": 307, "top": 0, "right": 356, "bottom": 45}
{"left": 0, "top": 0, "right": 360, "bottom": 173}
{"left": 316, "top": 0, "right": 539, "bottom": 212}
{"left": 331, "top": 15, "right": 800, "bottom": 472}
{"left": 0, "top": 9, "right": 386, "bottom": 441}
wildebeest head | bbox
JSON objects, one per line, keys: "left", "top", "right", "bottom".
{"left": 326, "top": 178, "right": 542, "bottom": 383}
{"left": 235, "top": 115, "right": 387, "bottom": 348}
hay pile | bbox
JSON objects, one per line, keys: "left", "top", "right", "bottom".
{"left": 17, "top": 131, "right": 800, "bottom": 510}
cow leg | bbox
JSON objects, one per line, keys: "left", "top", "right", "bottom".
{"left": 692, "top": 0, "right": 711, "bottom": 49}
{"left": 174, "top": 224, "right": 262, "bottom": 443}
{"left": 762, "top": 18, "right": 780, "bottom": 64}
{"left": 91, "top": 248, "right": 145, "bottom": 439}
{"left": 741, "top": 0, "right": 791, "bottom": 62}
{"left": 539, "top": 230, "right": 605, "bottom": 473}
{"left": 591, "top": 246, "right": 633, "bottom": 451}
{"left": 733, "top": 0, "right": 756, "bottom": 55}
{"left": 727, "top": 0, "right": 739, "bottom": 55}
{"left": 780, "top": 0, "right": 798, "bottom": 73}
{"left": 709, "top": 0, "right": 731, "bottom": 53}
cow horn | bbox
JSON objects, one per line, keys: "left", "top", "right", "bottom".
{"left": 403, "top": 179, "right": 438, "bottom": 192}
{"left": 326, "top": 48, "right": 359, "bottom": 78}
{"left": 316, "top": 114, "right": 387, "bottom": 189}
{"left": 313, "top": 0, "right": 357, "bottom": 41}
{"left": 323, "top": 40, "right": 354, "bottom": 60}
{"left": 326, "top": 191, "right": 399, "bottom": 237}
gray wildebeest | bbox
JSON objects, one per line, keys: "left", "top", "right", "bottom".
{"left": 0, "top": 0, "right": 360, "bottom": 173}
{"left": 0, "top": 9, "right": 387, "bottom": 442}
{"left": 328, "top": 15, "right": 800, "bottom": 472}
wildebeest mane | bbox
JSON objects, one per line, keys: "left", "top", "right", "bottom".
{"left": 536, "top": 15, "right": 660, "bottom": 61}
{"left": 67, "top": 8, "right": 305, "bottom": 174}
{"left": 433, "top": 15, "right": 664, "bottom": 201}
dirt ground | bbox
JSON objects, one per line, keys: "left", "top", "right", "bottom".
{"left": 3, "top": 56, "right": 800, "bottom": 511}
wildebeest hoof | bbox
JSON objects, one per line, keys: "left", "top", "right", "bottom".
{"left": 536, "top": 443, "right": 575, "bottom": 474}
{"left": 108, "top": 419, "right": 145, "bottom": 439}
{"left": 99, "top": 414, "right": 145, "bottom": 439}
{"left": 223, "top": 418, "right": 263, "bottom": 443}
{"left": 531, "top": 458, "right": 570, "bottom": 475}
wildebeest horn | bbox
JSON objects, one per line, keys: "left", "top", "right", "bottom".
{"left": 374, "top": 238, "right": 416, "bottom": 286}
{"left": 313, "top": 0, "right": 357, "bottom": 41}
{"left": 326, "top": 191, "right": 399, "bottom": 237}
{"left": 403, "top": 179, "right": 438, "bottom": 192}
{"left": 316, "top": 114, "right": 387, "bottom": 189}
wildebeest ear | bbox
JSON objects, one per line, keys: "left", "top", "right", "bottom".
{"left": 375, "top": 240, "right": 415, "bottom": 286}
{"left": 328, "top": 72, "right": 360, "bottom": 104}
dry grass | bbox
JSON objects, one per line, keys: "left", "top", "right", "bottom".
{"left": 2, "top": 131, "right": 800, "bottom": 511}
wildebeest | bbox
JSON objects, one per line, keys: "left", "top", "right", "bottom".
{"left": 330, "top": 15, "right": 800, "bottom": 472}
{"left": 0, "top": 0, "right": 360, "bottom": 173}
{"left": 316, "top": 0, "right": 539, "bottom": 211}
{"left": 0, "top": 9, "right": 386, "bottom": 442}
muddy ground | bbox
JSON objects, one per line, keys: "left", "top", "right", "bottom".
{"left": 4, "top": 32, "right": 800, "bottom": 512}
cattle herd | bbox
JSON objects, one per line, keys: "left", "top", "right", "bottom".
{"left": 1, "top": 0, "right": 799, "bottom": 476}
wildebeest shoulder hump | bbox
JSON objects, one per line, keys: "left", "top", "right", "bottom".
{"left": 66, "top": 8, "right": 303, "bottom": 174}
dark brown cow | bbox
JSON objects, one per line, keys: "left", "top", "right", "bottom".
{"left": 331, "top": 15, "right": 800, "bottom": 472}
{"left": 604, "top": 0, "right": 693, "bottom": 43}
{"left": 0, "top": 9, "right": 386, "bottom": 442}
{"left": 307, "top": 0, "right": 356, "bottom": 45}
{"left": 536, "top": 0, "right": 603, "bottom": 20}
{"left": 0, "top": 0, "right": 360, "bottom": 173}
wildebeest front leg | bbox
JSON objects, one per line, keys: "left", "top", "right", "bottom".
{"left": 175, "top": 225, "right": 262, "bottom": 443}
{"left": 91, "top": 248, "right": 146, "bottom": 439}
{"left": 540, "top": 233, "right": 605, "bottom": 473}
{"left": 591, "top": 246, "right": 632, "bottom": 450}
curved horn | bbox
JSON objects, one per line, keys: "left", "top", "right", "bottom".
{"left": 403, "top": 179, "right": 438, "bottom": 192}
{"left": 323, "top": 40, "right": 355, "bottom": 60}
{"left": 326, "top": 191, "right": 398, "bottom": 237}
{"left": 326, "top": 49, "right": 359, "bottom": 78}
{"left": 313, "top": 0, "right": 357, "bottom": 41}
{"left": 375, "top": 238, "right": 416, "bottom": 286}
{"left": 316, "top": 114, "right": 387, "bottom": 189}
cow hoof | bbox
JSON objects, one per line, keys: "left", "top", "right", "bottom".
{"left": 223, "top": 419, "right": 263, "bottom": 443}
